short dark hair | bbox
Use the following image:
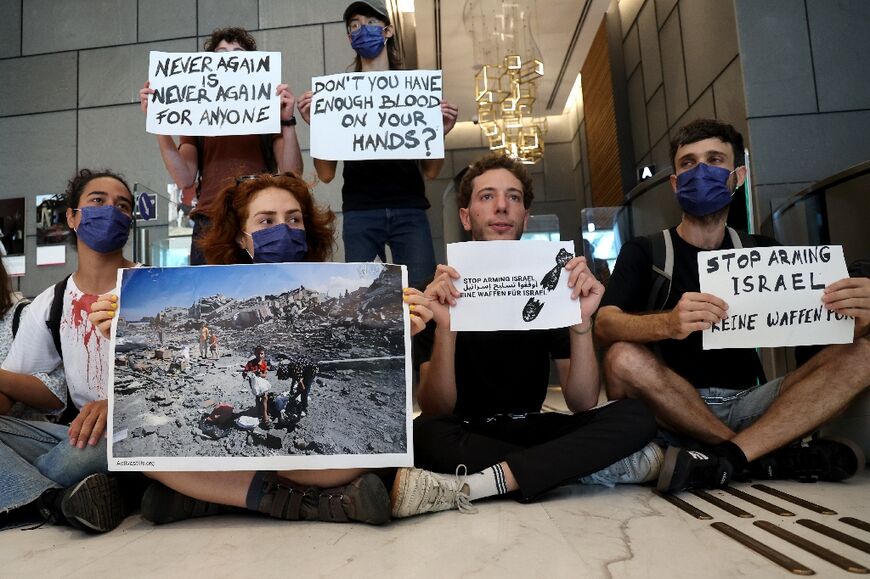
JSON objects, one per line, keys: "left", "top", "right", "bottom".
{"left": 64, "top": 168, "right": 133, "bottom": 245}
{"left": 457, "top": 153, "right": 535, "bottom": 209}
{"left": 670, "top": 119, "right": 745, "bottom": 168}
{"left": 204, "top": 27, "right": 257, "bottom": 52}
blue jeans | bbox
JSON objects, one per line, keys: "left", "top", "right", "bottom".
{"left": 343, "top": 208, "right": 436, "bottom": 289}
{"left": 0, "top": 416, "right": 108, "bottom": 512}
{"left": 659, "top": 377, "right": 784, "bottom": 448}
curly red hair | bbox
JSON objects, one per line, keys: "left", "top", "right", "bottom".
{"left": 198, "top": 173, "right": 336, "bottom": 265}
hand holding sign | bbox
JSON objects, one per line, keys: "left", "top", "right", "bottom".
{"left": 565, "top": 256, "right": 605, "bottom": 324}
{"left": 668, "top": 292, "right": 729, "bottom": 340}
{"left": 424, "top": 264, "right": 462, "bottom": 331}
{"left": 823, "top": 276, "right": 870, "bottom": 338}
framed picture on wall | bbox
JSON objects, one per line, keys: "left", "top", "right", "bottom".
{"left": 0, "top": 197, "right": 26, "bottom": 276}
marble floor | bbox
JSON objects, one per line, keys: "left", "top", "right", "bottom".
{"left": 3, "top": 386, "right": 869, "bottom": 578}
{"left": 1, "top": 471, "right": 868, "bottom": 578}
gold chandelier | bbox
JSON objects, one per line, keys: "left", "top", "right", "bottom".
{"left": 466, "top": 0, "right": 547, "bottom": 164}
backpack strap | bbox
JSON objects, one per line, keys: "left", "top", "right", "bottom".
{"left": 260, "top": 134, "right": 278, "bottom": 174}
{"left": 646, "top": 229, "right": 674, "bottom": 312}
{"left": 726, "top": 226, "right": 757, "bottom": 250}
{"left": 11, "top": 299, "right": 30, "bottom": 338}
{"left": 46, "top": 275, "right": 70, "bottom": 357}
{"left": 47, "top": 275, "right": 79, "bottom": 425}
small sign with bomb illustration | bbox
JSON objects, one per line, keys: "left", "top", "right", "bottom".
{"left": 446, "top": 240, "right": 581, "bottom": 332}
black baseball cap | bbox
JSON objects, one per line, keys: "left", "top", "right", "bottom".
{"left": 344, "top": 1, "right": 390, "bottom": 25}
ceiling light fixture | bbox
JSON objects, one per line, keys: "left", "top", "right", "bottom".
{"left": 465, "top": 0, "right": 547, "bottom": 164}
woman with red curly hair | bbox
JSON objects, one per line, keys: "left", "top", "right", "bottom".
{"left": 90, "top": 172, "right": 433, "bottom": 527}
{"left": 198, "top": 172, "right": 336, "bottom": 266}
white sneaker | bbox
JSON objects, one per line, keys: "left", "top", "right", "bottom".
{"left": 580, "top": 442, "right": 664, "bottom": 488}
{"left": 391, "top": 465, "right": 478, "bottom": 518}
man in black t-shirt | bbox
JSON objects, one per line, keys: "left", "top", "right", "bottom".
{"left": 390, "top": 153, "right": 658, "bottom": 518}
{"left": 596, "top": 119, "right": 870, "bottom": 493}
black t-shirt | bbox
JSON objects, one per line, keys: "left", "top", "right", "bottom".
{"left": 601, "top": 227, "right": 779, "bottom": 390}
{"left": 341, "top": 159, "right": 429, "bottom": 212}
{"left": 413, "top": 324, "right": 571, "bottom": 418}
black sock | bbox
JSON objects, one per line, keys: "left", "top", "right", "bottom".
{"left": 715, "top": 441, "right": 748, "bottom": 472}
{"left": 245, "top": 471, "right": 270, "bottom": 511}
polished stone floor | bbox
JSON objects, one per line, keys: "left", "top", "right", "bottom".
{"left": 1, "top": 471, "right": 868, "bottom": 578}
{"left": 3, "top": 386, "right": 869, "bottom": 578}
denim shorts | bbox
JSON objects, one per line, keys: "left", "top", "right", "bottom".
{"left": 659, "top": 377, "right": 784, "bottom": 447}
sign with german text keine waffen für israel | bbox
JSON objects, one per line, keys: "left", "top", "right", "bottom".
{"left": 309, "top": 70, "right": 444, "bottom": 161}
{"left": 146, "top": 51, "right": 281, "bottom": 136}
{"left": 698, "top": 245, "right": 853, "bottom": 349}
{"left": 446, "top": 240, "right": 581, "bottom": 332}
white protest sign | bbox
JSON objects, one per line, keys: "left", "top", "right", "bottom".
{"left": 446, "top": 240, "right": 581, "bottom": 332}
{"left": 146, "top": 51, "right": 281, "bottom": 136}
{"left": 309, "top": 70, "right": 444, "bottom": 160}
{"left": 699, "top": 245, "right": 853, "bottom": 349}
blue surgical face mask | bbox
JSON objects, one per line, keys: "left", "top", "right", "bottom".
{"left": 675, "top": 163, "right": 738, "bottom": 217}
{"left": 74, "top": 205, "right": 132, "bottom": 253}
{"left": 350, "top": 24, "right": 386, "bottom": 60}
{"left": 245, "top": 224, "right": 308, "bottom": 263}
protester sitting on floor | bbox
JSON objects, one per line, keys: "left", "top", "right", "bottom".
{"left": 595, "top": 119, "right": 870, "bottom": 493}
{"left": 0, "top": 169, "right": 139, "bottom": 533}
{"left": 390, "top": 153, "right": 660, "bottom": 519}
{"left": 91, "top": 172, "right": 433, "bottom": 526}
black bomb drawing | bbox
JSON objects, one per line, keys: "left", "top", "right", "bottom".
{"left": 522, "top": 248, "right": 574, "bottom": 322}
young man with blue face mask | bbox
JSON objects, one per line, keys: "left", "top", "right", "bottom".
{"left": 596, "top": 119, "right": 870, "bottom": 492}
{"left": 297, "top": 0, "right": 460, "bottom": 290}
{"left": 0, "top": 169, "right": 137, "bottom": 532}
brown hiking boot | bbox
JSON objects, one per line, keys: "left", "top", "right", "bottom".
{"left": 257, "top": 472, "right": 390, "bottom": 525}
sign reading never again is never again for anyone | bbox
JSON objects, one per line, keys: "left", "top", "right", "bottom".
{"left": 145, "top": 51, "right": 281, "bottom": 136}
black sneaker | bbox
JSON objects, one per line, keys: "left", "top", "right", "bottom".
{"left": 750, "top": 437, "right": 865, "bottom": 483}
{"left": 140, "top": 481, "right": 235, "bottom": 525}
{"left": 257, "top": 472, "right": 390, "bottom": 525}
{"left": 37, "top": 473, "right": 126, "bottom": 533}
{"left": 657, "top": 446, "right": 734, "bottom": 492}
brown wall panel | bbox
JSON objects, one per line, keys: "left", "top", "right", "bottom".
{"left": 581, "top": 20, "right": 623, "bottom": 207}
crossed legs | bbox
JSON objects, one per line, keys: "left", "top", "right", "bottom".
{"left": 604, "top": 339, "right": 870, "bottom": 461}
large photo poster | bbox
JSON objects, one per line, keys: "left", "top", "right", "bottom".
{"left": 109, "top": 262, "right": 412, "bottom": 471}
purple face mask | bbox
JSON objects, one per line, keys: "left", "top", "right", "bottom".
{"left": 675, "top": 163, "right": 738, "bottom": 216}
{"left": 74, "top": 205, "right": 132, "bottom": 253}
{"left": 245, "top": 224, "right": 308, "bottom": 263}
{"left": 350, "top": 24, "right": 386, "bottom": 59}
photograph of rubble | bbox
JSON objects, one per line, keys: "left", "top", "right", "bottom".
{"left": 108, "top": 262, "right": 412, "bottom": 471}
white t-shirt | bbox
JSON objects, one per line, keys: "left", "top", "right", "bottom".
{"left": 0, "top": 294, "right": 66, "bottom": 418}
{"left": 2, "top": 275, "right": 115, "bottom": 410}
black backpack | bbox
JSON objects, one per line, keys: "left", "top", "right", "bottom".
{"left": 10, "top": 298, "right": 30, "bottom": 338}
{"left": 45, "top": 274, "right": 79, "bottom": 425}
{"left": 645, "top": 226, "right": 758, "bottom": 311}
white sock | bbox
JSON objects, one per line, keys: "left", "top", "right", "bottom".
{"left": 465, "top": 463, "right": 509, "bottom": 501}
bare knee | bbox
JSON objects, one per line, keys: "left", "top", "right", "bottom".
{"left": 604, "top": 342, "right": 658, "bottom": 398}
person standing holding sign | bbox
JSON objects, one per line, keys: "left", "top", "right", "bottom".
{"left": 297, "top": 1, "right": 459, "bottom": 289}
{"left": 596, "top": 119, "right": 870, "bottom": 493}
{"left": 139, "top": 27, "right": 304, "bottom": 265}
